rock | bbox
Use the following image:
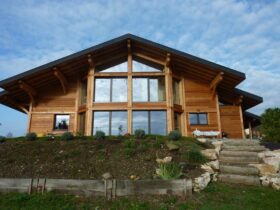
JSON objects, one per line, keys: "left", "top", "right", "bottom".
{"left": 260, "top": 174, "right": 280, "bottom": 190}
{"left": 212, "top": 172, "right": 218, "bottom": 182}
{"left": 197, "top": 138, "right": 207, "bottom": 143}
{"left": 193, "top": 172, "right": 211, "bottom": 192}
{"left": 156, "top": 156, "right": 172, "bottom": 164}
{"left": 201, "top": 149, "right": 217, "bottom": 160}
{"left": 212, "top": 141, "right": 223, "bottom": 155}
{"left": 259, "top": 150, "right": 280, "bottom": 172}
{"left": 102, "top": 172, "right": 112, "bottom": 180}
{"left": 166, "top": 143, "right": 179, "bottom": 151}
{"left": 250, "top": 164, "right": 277, "bottom": 176}
{"left": 208, "top": 160, "right": 219, "bottom": 170}
{"left": 201, "top": 164, "right": 214, "bottom": 174}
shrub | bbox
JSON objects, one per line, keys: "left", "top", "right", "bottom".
{"left": 61, "top": 132, "right": 74, "bottom": 141}
{"left": 134, "top": 129, "right": 145, "bottom": 139}
{"left": 123, "top": 139, "right": 136, "bottom": 149}
{"left": 168, "top": 130, "right": 182, "bottom": 141}
{"left": 157, "top": 163, "right": 182, "bottom": 180}
{"left": 153, "top": 138, "right": 165, "bottom": 148}
{"left": 124, "top": 148, "right": 136, "bottom": 157}
{"left": 184, "top": 147, "right": 206, "bottom": 164}
{"left": 137, "top": 141, "right": 149, "bottom": 152}
{"left": 261, "top": 108, "right": 280, "bottom": 143}
{"left": 95, "top": 130, "right": 105, "bottom": 141}
{"left": 0, "top": 136, "right": 6, "bottom": 143}
{"left": 25, "top": 132, "right": 37, "bottom": 141}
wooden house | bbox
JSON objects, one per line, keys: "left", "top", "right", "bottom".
{"left": 0, "top": 34, "right": 262, "bottom": 138}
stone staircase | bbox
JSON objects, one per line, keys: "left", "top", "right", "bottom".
{"left": 218, "top": 139, "right": 267, "bottom": 186}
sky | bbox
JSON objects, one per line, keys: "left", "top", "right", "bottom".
{"left": 0, "top": 0, "right": 279, "bottom": 136}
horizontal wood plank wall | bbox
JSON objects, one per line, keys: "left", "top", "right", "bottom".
{"left": 29, "top": 78, "right": 78, "bottom": 134}
{"left": 184, "top": 78, "right": 219, "bottom": 136}
{"left": 219, "top": 105, "right": 244, "bottom": 138}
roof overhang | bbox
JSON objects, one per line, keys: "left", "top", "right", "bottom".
{"left": 243, "top": 111, "right": 261, "bottom": 128}
{"left": 0, "top": 33, "right": 261, "bottom": 112}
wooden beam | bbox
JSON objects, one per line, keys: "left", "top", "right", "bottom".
{"left": 234, "top": 95, "right": 243, "bottom": 105}
{"left": 127, "top": 39, "right": 131, "bottom": 54}
{"left": 165, "top": 53, "right": 171, "bottom": 68}
{"left": 132, "top": 52, "right": 165, "bottom": 66}
{"left": 18, "top": 80, "right": 37, "bottom": 105}
{"left": 88, "top": 54, "right": 94, "bottom": 69}
{"left": 3, "top": 95, "right": 28, "bottom": 114}
{"left": 209, "top": 72, "right": 224, "bottom": 98}
{"left": 53, "top": 67, "right": 68, "bottom": 94}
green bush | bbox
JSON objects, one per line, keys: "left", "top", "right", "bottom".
{"left": 168, "top": 130, "right": 182, "bottom": 141}
{"left": 157, "top": 163, "right": 182, "bottom": 180}
{"left": 95, "top": 130, "right": 105, "bottom": 140}
{"left": 0, "top": 136, "right": 6, "bottom": 143}
{"left": 124, "top": 148, "right": 136, "bottom": 157}
{"left": 137, "top": 141, "right": 149, "bottom": 152}
{"left": 61, "top": 132, "right": 74, "bottom": 141}
{"left": 153, "top": 138, "right": 165, "bottom": 148}
{"left": 123, "top": 139, "right": 136, "bottom": 149}
{"left": 25, "top": 132, "right": 37, "bottom": 141}
{"left": 134, "top": 129, "right": 145, "bottom": 139}
{"left": 261, "top": 108, "right": 280, "bottom": 143}
{"left": 184, "top": 147, "right": 206, "bottom": 164}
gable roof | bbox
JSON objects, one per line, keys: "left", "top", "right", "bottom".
{"left": 0, "top": 33, "right": 262, "bottom": 112}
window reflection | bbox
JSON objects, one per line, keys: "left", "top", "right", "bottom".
{"left": 133, "top": 60, "right": 161, "bottom": 72}
{"left": 96, "top": 62, "right": 128, "bottom": 72}
{"left": 132, "top": 111, "right": 149, "bottom": 133}
{"left": 133, "top": 77, "right": 165, "bottom": 102}
{"left": 54, "top": 115, "right": 70, "bottom": 130}
{"left": 93, "top": 111, "right": 128, "bottom": 135}
{"left": 189, "top": 113, "right": 208, "bottom": 125}
{"left": 112, "top": 78, "right": 127, "bottom": 102}
{"left": 95, "top": 79, "right": 110, "bottom": 102}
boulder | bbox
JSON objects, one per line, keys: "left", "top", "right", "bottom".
{"left": 166, "top": 143, "right": 179, "bottom": 151}
{"left": 208, "top": 160, "right": 219, "bottom": 170}
{"left": 260, "top": 174, "right": 280, "bottom": 190}
{"left": 193, "top": 172, "right": 211, "bottom": 192}
{"left": 250, "top": 164, "right": 277, "bottom": 176}
{"left": 201, "top": 164, "right": 214, "bottom": 174}
{"left": 197, "top": 138, "right": 207, "bottom": 143}
{"left": 102, "top": 172, "right": 112, "bottom": 180}
{"left": 201, "top": 149, "right": 217, "bottom": 160}
{"left": 212, "top": 141, "right": 223, "bottom": 155}
{"left": 212, "top": 172, "right": 218, "bottom": 182}
{"left": 259, "top": 150, "right": 280, "bottom": 172}
{"left": 156, "top": 156, "right": 172, "bottom": 164}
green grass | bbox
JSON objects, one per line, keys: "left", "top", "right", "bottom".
{"left": 1, "top": 183, "right": 280, "bottom": 210}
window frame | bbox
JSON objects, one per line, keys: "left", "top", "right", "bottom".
{"left": 53, "top": 114, "right": 70, "bottom": 131}
{"left": 94, "top": 77, "right": 128, "bottom": 103}
{"left": 132, "top": 77, "right": 165, "bottom": 102}
{"left": 189, "top": 113, "right": 208, "bottom": 125}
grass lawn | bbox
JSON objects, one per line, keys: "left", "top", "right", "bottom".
{"left": 0, "top": 183, "right": 280, "bottom": 210}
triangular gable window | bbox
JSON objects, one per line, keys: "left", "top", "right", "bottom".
{"left": 132, "top": 60, "right": 162, "bottom": 72}
{"left": 96, "top": 61, "right": 128, "bottom": 73}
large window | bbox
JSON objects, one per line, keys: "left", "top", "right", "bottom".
{"left": 93, "top": 111, "right": 127, "bottom": 135}
{"left": 189, "top": 113, "right": 208, "bottom": 125}
{"left": 133, "top": 77, "right": 165, "bottom": 102}
{"left": 173, "top": 79, "right": 180, "bottom": 104}
{"left": 54, "top": 114, "right": 70, "bottom": 130}
{"left": 132, "top": 111, "right": 167, "bottom": 135}
{"left": 133, "top": 60, "right": 161, "bottom": 72}
{"left": 95, "top": 78, "right": 127, "bottom": 102}
{"left": 96, "top": 61, "right": 128, "bottom": 72}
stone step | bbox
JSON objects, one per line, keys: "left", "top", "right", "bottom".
{"left": 224, "top": 140, "right": 260, "bottom": 146}
{"left": 219, "top": 174, "right": 260, "bottom": 186}
{"left": 220, "top": 165, "right": 259, "bottom": 176}
{"left": 220, "top": 150, "right": 259, "bottom": 157}
{"left": 219, "top": 156, "right": 260, "bottom": 164}
{"left": 222, "top": 145, "right": 266, "bottom": 152}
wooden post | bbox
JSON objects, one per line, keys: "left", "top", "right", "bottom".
{"left": 239, "top": 105, "right": 245, "bottom": 139}
{"left": 73, "top": 79, "right": 80, "bottom": 134}
{"left": 249, "top": 121, "right": 253, "bottom": 140}
{"left": 127, "top": 40, "right": 132, "bottom": 134}
{"left": 27, "top": 102, "right": 33, "bottom": 133}
{"left": 85, "top": 55, "right": 95, "bottom": 136}
{"left": 215, "top": 94, "right": 222, "bottom": 138}
{"left": 165, "top": 54, "right": 173, "bottom": 133}
{"left": 180, "top": 78, "right": 187, "bottom": 136}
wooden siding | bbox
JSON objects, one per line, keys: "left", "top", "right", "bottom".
{"left": 184, "top": 78, "right": 219, "bottom": 136}
{"left": 220, "top": 105, "right": 244, "bottom": 138}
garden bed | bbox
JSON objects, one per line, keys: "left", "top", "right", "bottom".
{"left": 0, "top": 136, "right": 211, "bottom": 180}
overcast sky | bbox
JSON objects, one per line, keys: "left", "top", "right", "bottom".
{"left": 0, "top": 0, "right": 279, "bottom": 136}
